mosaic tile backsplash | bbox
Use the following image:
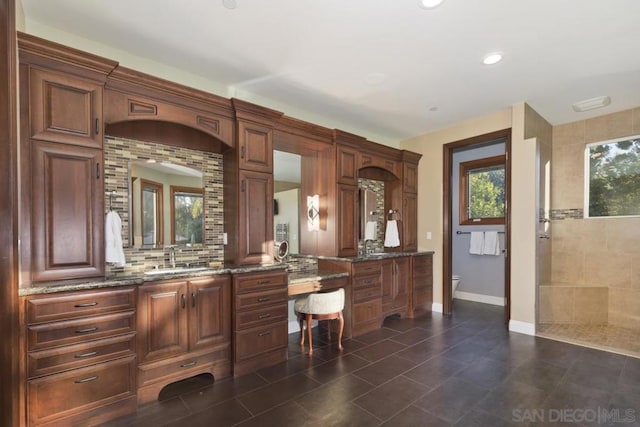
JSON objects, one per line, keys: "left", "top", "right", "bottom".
{"left": 358, "top": 178, "right": 385, "bottom": 254}
{"left": 103, "top": 136, "right": 224, "bottom": 277}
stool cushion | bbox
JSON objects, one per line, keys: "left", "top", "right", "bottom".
{"left": 294, "top": 288, "right": 345, "bottom": 315}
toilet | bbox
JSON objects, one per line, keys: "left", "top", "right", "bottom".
{"left": 452, "top": 275, "right": 461, "bottom": 298}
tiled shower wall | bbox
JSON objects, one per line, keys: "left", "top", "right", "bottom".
{"left": 540, "top": 108, "right": 640, "bottom": 328}
{"left": 103, "top": 136, "right": 224, "bottom": 277}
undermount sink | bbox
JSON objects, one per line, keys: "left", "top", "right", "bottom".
{"left": 144, "top": 266, "right": 209, "bottom": 276}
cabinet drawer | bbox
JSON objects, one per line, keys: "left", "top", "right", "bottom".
{"left": 27, "top": 356, "right": 136, "bottom": 426}
{"left": 27, "top": 311, "right": 136, "bottom": 351}
{"left": 352, "top": 262, "right": 381, "bottom": 278}
{"left": 353, "top": 300, "right": 381, "bottom": 324}
{"left": 138, "top": 347, "right": 230, "bottom": 388}
{"left": 26, "top": 288, "right": 135, "bottom": 324}
{"left": 28, "top": 333, "right": 136, "bottom": 378}
{"left": 235, "top": 304, "right": 288, "bottom": 330}
{"left": 235, "top": 320, "right": 287, "bottom": 361}
{"left": 353, "top": 274, "right": 381, "bottom": 290}
{"left": 235, "top": 289, "right": 288, "bottom": 312}
{"left": 234, "top": 271, "right": 287, "bottom": 294}
{"left": 353, "top": 286, "right": 382, "bottom": 303}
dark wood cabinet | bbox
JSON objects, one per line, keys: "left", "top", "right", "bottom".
{"left": 137, "top": 276, "right": 231, "bottom": 404}
{"left": 29, "top": 67, "right": 104, "bottom": 149}
{"left": 381, "top": 256, "right": 410, "bottom": 316}
{"left": 238, "top": 120, "right": 273, "bottom": 173}
{"left": 403, "top": 162, "right": 418, "bottom": 194}
{"left": 25, "top": 287, "right": 137, "bottom": 426}
{"left": 238, "top": 170, "right": 274, "bottom": 264}
{"left": 403, "top": 193, "right": 418, "bottom": 252}
{"left": 29, "top": 140, "right": 104, "bottom": 282}
{"left": 232, "top": 270, "right": 288, "bottom": 376}
{"left": 410, "top": 253, "right": 433, "bottom": 317}
{"left": 337, "top": 144, "right": 358, "bottom": 185}
{"left": 337, "top": 184, "right": 358, "bottom": 257}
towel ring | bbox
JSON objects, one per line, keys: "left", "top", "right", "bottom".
{"left": 387, "top": 209, "right": 399, "bottom": 220}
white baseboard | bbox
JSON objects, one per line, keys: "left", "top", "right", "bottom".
{"left": 432, "top": 302, "right": 443, "bottom": 313}
{"left": 454, "top": 291, "right": 505, "bottom": 306}
{"left": 509, "top": 320, "right": 535, "bottom": 336}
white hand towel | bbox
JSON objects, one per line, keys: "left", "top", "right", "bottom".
{"left": 105, "top": 211, "right": 126, "bottom": 267}
{"left": 364, "top": 221, "right": 377, "bottom": 241}
{"left": 469, "top": 231, "right": 484, "bottom": 255}
{"left": 482, "top": 231, "right": 501, "bottom": 256}
{"left": 384, "top": 220, "right": 400, "bottom": 247}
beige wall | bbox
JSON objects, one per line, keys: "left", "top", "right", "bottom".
{"left": 543, "top": 107, "right": 640, "bottom": 327}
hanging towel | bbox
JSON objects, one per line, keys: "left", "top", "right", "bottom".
{"left": 482, "top": 231, "right": 501, "bottom": 256}
{"left": 384, "top": 220, "right": 400, "bottom": 247}
{"left": 469, "top": 231, "right": 484, "bottom": 255}
{"left": 105, "top": 211, "right": 126, "bottom": 267}
{"left": 364, "top": 221, "right": 377, "bottom": 241}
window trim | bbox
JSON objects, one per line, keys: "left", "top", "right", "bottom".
{"left": 459, "top": 154, "right": 506, "bottom": 225}
{"left": 140, "top": 179, "right": 164, "bottom": 246}
{"left": 170, "top": 185, "right": 204, "bottom": 245}
{"left": 584, "top": 134, "right": 640, "bottom": 219}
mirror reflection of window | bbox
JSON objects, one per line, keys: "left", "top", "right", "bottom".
{"left": 140, "top": 179, "right": 163, "bottom": 246}
{"left": 171, "top": 186, "right": 204, "bottom": 246}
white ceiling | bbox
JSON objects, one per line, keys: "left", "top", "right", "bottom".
{"left": 21, "top": 0, "right": 640, "bottom": 145}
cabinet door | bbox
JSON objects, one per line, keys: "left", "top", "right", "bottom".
{"left": 31, "top": 141, "right": 104, "bottom": 282}
{"left": 238, "top": 170, "right": 273, "bottom": 264}
{"left": 188, "top": 276, "right": 231, "bottom": 351}
{"left": 403, "top": 193, "right": 418, "bottom": 252}
{"left": 337, "top": 145, "right": 358, "bottom": 185}
{"left": 138, "top": 281, "right": 188, "bottom": 364}
{"left": 404, "top": 162, "right": 418, "bottom": 194}
{"left": 238, "top": 120, "right": 272, "bottom": 173}
{"left": 29, "top": 68, "right": 103, "bottom": 148}
{"left": 337, "top": 184, "right": 358, "bottom": 257}
{"left": 393, "top": 257, "right": 410, "bottom": 307}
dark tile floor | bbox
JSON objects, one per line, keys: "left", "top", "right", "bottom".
{"left": 104, "top": 301, "right": 640, "bottom": 426}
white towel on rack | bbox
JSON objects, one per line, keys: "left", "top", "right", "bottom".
{"left": 105, "top": 211, "right": 126, "bottom": 267}
{"left": 483, "top": 231, "right": 501, "bottom": 256}
{"left": 384, "top": 220, "right": 400, "bottom": 247}
{"left": 364, "top": 221, "right": 377, "bottom": 241}
{"left": 469, "top": 231, "right": 484, "bottom": 255}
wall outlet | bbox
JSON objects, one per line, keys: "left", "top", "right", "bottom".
{"left": 426, "top": 231, "right": 432, "bottom": 240}
{"left": 223, "top": 232, "right": 228, "bottom": 245}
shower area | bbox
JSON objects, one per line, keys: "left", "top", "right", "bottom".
{"left": 536, "top": 107, "right": 640, "bottom": 357}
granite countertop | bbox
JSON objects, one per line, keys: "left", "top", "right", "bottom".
{"left": 317, "top": 250, "right": 435, "bottom": 263}
{"left": 20, "top": 263, "right": 288, "bottom": 296}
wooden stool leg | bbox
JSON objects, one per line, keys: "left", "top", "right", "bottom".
{"left": 337, "top": 311, "right": 344, "bottom": 351}
{"left": 298, "top": 314, "right": 305, "bottom": 346}
{"left": 306, "top": 313, "right": 313, "bottom": 355}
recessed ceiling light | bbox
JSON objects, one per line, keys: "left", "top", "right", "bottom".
{"left": 482, "top": 52, "right": 503, "bottom": 65}
{"left": 428, "top": 106, "right": 439, "bottom": 112}
{"left": 572, "top": 96, "right": 611, "bottom": 112}
{"left": 418, "top": 0, "right": 445, "bottom": 9}
{"left": 222, "top": 0, "right": 237, "bottom": 10}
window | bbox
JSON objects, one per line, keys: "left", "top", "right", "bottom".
{"left": 586, "top": 135, "right": 640, "bottom": 218}
{"left": 170, "top": 186, "right": 204, "bottom": 246}
{"left": 459, "top": 155, "right": 506, "bottom": 225}
{"left": 140, "top": 179, "right": 163, "bottom": 246}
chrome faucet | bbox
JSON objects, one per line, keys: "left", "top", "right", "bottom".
{"left": 168, "top": 246, "right": 176, "bottom": 268}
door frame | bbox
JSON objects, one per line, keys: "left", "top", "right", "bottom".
{"left": 442, "top": 128, "right": 512, "bottom": 323}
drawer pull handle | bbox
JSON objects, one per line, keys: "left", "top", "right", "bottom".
{"left": 180, "top": 361, "right": 197, "bottom": 368}
{"left": 182, "top": 294, "right": 186, "bottom": 309}
{"left": 257, "top": 297, "right": 270, "bottom": 302}
{"left": 75, "top": 376, "right": 98, "bottom": 384}
{"left": 258, "top": 331, "right": 271, "bottom": 337}
{"left": 74, "top": 302, "right": 98, "bottom": 308}
{"left": 74, "top": 351, "right": 98, "bottom": 359}
{"left": 258, "top": 313, "right": 271, "bottom": 319}
{"left": 75, "top": 327, "right": 98, "bottom": 334}
{"left": 257, "top": 280, "right": 270, "bottom": 285}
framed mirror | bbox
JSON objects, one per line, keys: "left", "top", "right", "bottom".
{"left": 129, "top": 161, "right": 204, "bottom": 248}
{"left": 273, "top": 150, "right": 301, "bottom": 254}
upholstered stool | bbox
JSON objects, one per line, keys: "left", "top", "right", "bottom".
{"left": 294, "top": 288, "right": 345, "bottom": 355}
